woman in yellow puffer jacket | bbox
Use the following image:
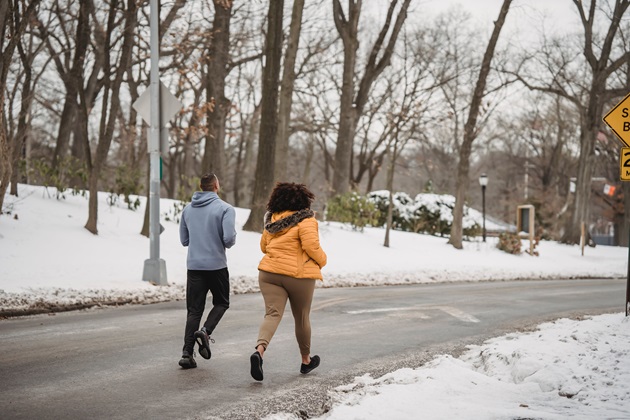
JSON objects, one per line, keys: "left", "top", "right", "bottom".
{"left": 249, "top": 182, "right": 327, "bottom": 381}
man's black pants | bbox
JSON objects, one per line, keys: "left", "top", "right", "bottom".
{"left": 183, "top": 268, "right": 230, "bottom": 354}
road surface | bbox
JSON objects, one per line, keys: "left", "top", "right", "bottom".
{"left": 0, "top": 278, "right": 624, "bottom": 419}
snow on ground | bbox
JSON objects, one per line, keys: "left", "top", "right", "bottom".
{"left": 0, "top": 183, "right": 626, "bottom": 314}
{"left": 266, "top": 313, "right": 630, "bottom": 420}
{"left": 2, "top": 184, "right": 629, "bottom": 419}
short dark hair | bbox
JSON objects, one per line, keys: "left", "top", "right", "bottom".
{"left": 266, "top": 182, "right": 315, "bottom": 213}
{"left": 200, "top": 173, "right": 218, "bottom": 191}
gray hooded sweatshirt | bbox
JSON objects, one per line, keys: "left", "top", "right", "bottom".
{"left": 179, "top": 191, "right": 237, "bottom": 270}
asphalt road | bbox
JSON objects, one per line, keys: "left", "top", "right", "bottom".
{"left": 0, "top": 278, "right": 624, "bottom": 420}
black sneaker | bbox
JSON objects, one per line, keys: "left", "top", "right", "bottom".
{"left": 250, "top": 351, "right": 264, "bottom": 381}
{"left": 194, "top": 328, "right": 213, "bottom": 360}
{"left": 178, "top": 350, "right": 197, "bottom": 369}
{"left": 300, "top": 355, "right": 320, "bottom": 374}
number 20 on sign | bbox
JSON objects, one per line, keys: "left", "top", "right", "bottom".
{"left": 621, "top": 148, "right": 630, "bottom": 181}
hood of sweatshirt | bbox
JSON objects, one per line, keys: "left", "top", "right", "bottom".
{"left": 191, "top": 191, "right": 219, "bottom": 207}
{"left": 264, "top": 208, "right": 314, "bottom": 234}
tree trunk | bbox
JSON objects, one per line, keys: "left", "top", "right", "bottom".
{"left": 331, "top": 0, "right": 360, "bottom": 195}
{"left": 562, "top": 102, "right": 602, "bottom": 244}
{"left": 448, "top": 0, "right": 512, "bottom": 249}
{"left": 275, "top": 0, "right": 305, "bottom": 182}
{"left": 10, "top": 40, "right": 33, "bottom": 196}
{"left": 301, "top": 139, "right": 314, "bottom": 184}
{"left": 0, "top": 0, "right": 41, "bottom": 213}
{"left": 384, "top": 142, "right": 398, "bottom": 248}
{"left": 141, "top": 157, "right": 150, "bottom": 237}
{"left": 52, "top": 98, "right": 78, "bottom": 170}
{"left": 49, "top": 0, "right": 91, "bottom": 171}
{"left": 201, "top": 0, "right": 232, "bottom": 177}
{"left": 85, "top": 0, "right": 136, "bottom": 234}
{"left": 242, "top": 0, "right": 285, "bottom": 232}
{"left": 365, "top": 151, "right": 386, "bottom": 194}
{"left": 0, "top": 103, "right": 10, "bottom": 213}
{"left": 243, "top": 104, "right": 260, "bottom": 207}
{"left": 233, "top": 102, "right": 261, "bottom": 207}
{"left": 449, "top": 139, "right": 474, "bottom": 249}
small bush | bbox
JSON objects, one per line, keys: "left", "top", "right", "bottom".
{"left": 497, "top": 232, "right": 522, "bottom": 255}
{"left": 163, "top": 200, "right": 187, "bottom": 223}
{"left": 30, "top": 157, "right": 87, "bottom": 200}
{"left": 326, "top": 192, "right": 380, "bottom": 231}
{"left": 112, "top": 166, "right": 143, "bottom": 210}
{"left": 367, "top": 190, "right": 481, "bottom": 239}
{"left": 366, "top": 191, "right": 409, "bottom": 230}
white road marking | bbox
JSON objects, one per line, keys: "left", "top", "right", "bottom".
{"left": 345, "top": 305, "right": 480, "bottom": 323}
{"left": 346, "top": 307, "right": 416, "bottom": 314}
{"left": 312, "top": 297, "right": 354, "bottom": 311}
{"left": 434, "top": 306, "right": 480, "bottom": 323}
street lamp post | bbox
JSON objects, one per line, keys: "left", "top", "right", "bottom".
{"left": 479, "top": 173, "right": 488, "bottom": 242}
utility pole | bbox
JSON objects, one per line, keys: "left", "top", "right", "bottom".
{"left": 142, "top": 0, "right": 167, "bottom": 285}
{"left": 132, "top": 1, "right": 182, "bottom": 285}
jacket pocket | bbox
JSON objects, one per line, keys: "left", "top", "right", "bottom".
{"left": 298, "top": 251, "right": 313, "bottom": 277}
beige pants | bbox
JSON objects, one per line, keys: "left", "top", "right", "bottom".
{"left": 256, "top": 270, "right": 316, "bottom": 356}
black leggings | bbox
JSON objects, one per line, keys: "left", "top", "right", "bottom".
{"left": 183, "top": 268, "right": 230, "bottom": 354}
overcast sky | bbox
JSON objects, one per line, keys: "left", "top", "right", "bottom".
{"left": 421, "top": 0, "right": 581, "bottom": 45}
{"left": 424, "top": 0, "right": 578, "bottom": 27}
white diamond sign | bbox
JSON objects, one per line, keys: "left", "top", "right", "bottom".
{"left": 133, "top": 81, "right": 182, "bottom": 128}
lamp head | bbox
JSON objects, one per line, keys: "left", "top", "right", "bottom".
{"left": 479, "top": 173, "right": 488, "bottom": 187}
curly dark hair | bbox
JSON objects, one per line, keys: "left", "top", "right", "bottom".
{"left": 266, "top": 182, "right": 315, "bottom": 213}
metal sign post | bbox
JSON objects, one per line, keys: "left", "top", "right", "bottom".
{"left": 132, "top": 0, "right": 182, "bottom": 286}
{"left": 627, "top": 234, "right": 630, "bottom": 317}
{"left": 142, "top": 0, "right": 167, "bottom": 285}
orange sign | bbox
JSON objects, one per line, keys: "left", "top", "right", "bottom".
{"left": 603, "top": 92, "right": 630, "bottom": 147}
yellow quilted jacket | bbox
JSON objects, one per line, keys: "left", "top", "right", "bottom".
{"left": 258, "top": 209, "right": 327, "bottom": 280}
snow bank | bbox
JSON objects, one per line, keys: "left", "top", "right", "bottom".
{"left": 1, "top": 184, "right": 626, "bottom": 315}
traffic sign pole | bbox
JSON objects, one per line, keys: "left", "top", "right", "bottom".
{"left": 132, "top": 16, "right": 182, "bottom": 286}
{"left": 142, "top": 0, "right": 167, "bottom": 286}
{"left": 627, "top": 233, "right": 630, "bottom": 316}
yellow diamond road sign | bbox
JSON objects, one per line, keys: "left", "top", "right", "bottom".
{"left": 603, "top": 92, "right": 630, "bottom": 147}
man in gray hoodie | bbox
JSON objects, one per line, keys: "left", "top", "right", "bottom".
{"left": 178, "top": 173, "right": 237, "bottom": 369}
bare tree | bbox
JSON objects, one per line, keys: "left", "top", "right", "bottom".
{"left": 9, "top": 21, "right": 48, "bottom": 195}
{"left": 84, "top": 0, "right": 137, "bottom": 234}
{"left": 34, "top": 1, "right": 92, "bottom": 171}
{"left": 227, "top": 63, "right": 262, "bottom": 207}
{"left": 511, "top": 0, "right": 630, "bottom": 244}
{"left": 201, "top": 0, "right": 233, "bottom": 177}
{"left": 0, "top": 0, "right": 41, "bottom": 213}
{"left": 485, "top": 93, "right": 579, "bottom": 238}
{"left": 352, "top": 87, "right": 392, "bottom": 192}
{"left": 448, "top": 0, "right": 512, "bottom": 249}
{"left": 274, "top": 0, "right": 305, "bottom": 182}
{"left": 331, "top": 0, "right": 411, "bottom": 195}
{"left": 563, "top": 0, "right": 629, "bottom": 244}
{"left": 351, "top": 23, "right": 440, "bottom": 193}
{"left": 289, "top": 35, "right": 341, "bottom": 195}
{"left": 381, "top": 35, "right": 430, "bottom": 247}
{"left": 242, "top": 0, "right": 285, "bottom": 232}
